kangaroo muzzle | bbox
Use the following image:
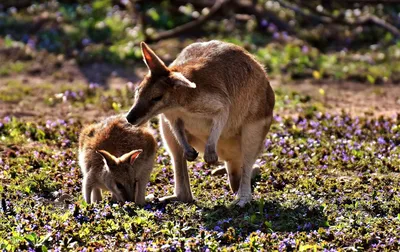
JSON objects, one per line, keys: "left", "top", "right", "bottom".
{"left": 126, "top": 112, "right": 139, "bottom": 125}
{"left": 126, "top": 101, "right": 152, "bottom": 126}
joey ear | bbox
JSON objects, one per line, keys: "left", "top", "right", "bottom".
{"left": 97, "top": 150, "right": 118, "bottom": 169}
{"left": 169, "top": 72, "right": 196, "bottom": 88}
{"left": 119, "top": 149, "right": 143, "bottom": 165}
{"left": 141, "top": 42, "right": 169, "bottom": 75}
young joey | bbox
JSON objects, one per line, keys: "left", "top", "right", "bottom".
{"left": 78, "top": 114, "right": 156, "bottom": 205}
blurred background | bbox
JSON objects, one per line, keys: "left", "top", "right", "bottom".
{"left": 1, "top": 0, "right": 400, "bottom": 83}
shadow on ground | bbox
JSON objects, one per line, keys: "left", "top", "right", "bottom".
{"left": 200, "top": 199, "right": 328, "bottom": 236}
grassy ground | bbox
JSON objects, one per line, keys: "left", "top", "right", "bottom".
{"left": 0, "top": 65, "right": 399, "bottom": 251}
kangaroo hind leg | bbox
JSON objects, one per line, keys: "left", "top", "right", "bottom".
{"left": 236, "top": 116, "right": 272, "bottom": 207}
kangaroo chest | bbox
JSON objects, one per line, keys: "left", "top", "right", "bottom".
{"left": 164, "top": 110, "right": 212, "bottom": 138}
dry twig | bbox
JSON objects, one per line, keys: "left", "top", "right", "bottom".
{"left": 146, "top": 0, "right": 233, "bottom": 43}
{"left": 276, "top": 0, "right": 400, "bottom": 38}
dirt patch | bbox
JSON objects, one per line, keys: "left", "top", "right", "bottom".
{"left": 0, "top": 63, "right": 399, "bottom": 122}
{"left": 0, "top": 60, "right": 152, "bottom": 122}
{"left": 273, "top": 79, "right": 400, "bottom": 118}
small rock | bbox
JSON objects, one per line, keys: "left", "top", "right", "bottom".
{"left": 145, "top": 194, "right": 155, "bottom": 201}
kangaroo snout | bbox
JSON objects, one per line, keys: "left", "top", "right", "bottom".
{"left": 126, "top": 107, "right": 145, "bottom": 126}
{"left": 126, "top": 112, "right": 139, "bottom": 125}
{"left": 126, "top": 102, "right": 149, "bottom": 126}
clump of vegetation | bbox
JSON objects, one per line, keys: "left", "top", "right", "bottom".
{"left": 1, "top": 83, "right": 399, "bottom": 249}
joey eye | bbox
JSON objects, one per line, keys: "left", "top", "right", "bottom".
{"left": 151, "top": 95, "right": 163, "bottom": 102}
{"left": 116, "top": 182, "right": 124, "bottom": 191}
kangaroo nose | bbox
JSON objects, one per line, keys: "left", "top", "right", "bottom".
{"left": 126, "top": 113, "right": 137, "bottom": 125}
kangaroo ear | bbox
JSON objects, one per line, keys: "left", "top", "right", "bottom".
{"left": 141, "top": 42, "right": 169, "bottom": 75}
{"left": 120, "top": 149, "right": 143, "bottom": 165}
{"left": 170, "top": 72, "right": 196, "bottom": 88}
{"left": 97, "top": 150, "right": 118, "bottom": 170}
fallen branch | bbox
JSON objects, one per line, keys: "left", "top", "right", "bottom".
{"left": 276, "top": 0, "right": 400, "bottom": 38}
{"left": 127, "top": 0, "right": 148, "bottom": 41}
{"left": 168, "top": 0, "right": 222, "bottom": 9}
{"left": 275, "top": 0, "right": 333, "bottom": 24}
{"left": 146, "top": 0, "right": 233, "bottom": 43}
{"left": 233, "top": 0, "right": 293, "bottom": 33}
{"left": 1, "top": 0, "right": 37, "bottom": 9}
{"left": 345, "top": 15, "right": 400, "bottom": 38}
{"left": 142, "top": 0, "right": 296, "bottom": 42}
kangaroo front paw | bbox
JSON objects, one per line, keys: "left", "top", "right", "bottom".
{"left": 204, "top": 146, "right": 218, "bottom": 164}
{"left": 184, "top": 147, "right": 198, "bottom": 161}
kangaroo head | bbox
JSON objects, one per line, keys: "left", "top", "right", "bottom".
{"left": 96, "top": 149, "right": 142, "bottom": 202}
{"left": 126, "top": 42, "right": 196, "bottom": 126}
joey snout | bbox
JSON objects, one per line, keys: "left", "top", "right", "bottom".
{"left": 204, "top": 145, "right": 218, "bottom": 164}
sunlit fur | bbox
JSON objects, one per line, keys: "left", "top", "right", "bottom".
{"left": 127, "top": 40, "right": 275, "bottom": 206}
{"left": 78, "top": 115, "right": 156, "bottom": 205}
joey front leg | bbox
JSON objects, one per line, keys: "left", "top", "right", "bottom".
{"left": 82, "top": 175, "right": 93, "bottom": 204}
{"left": 91, "top": 188, "right": 102, "bottom": 203}
{"left": 135, "top": 180, "right": 147, "bottom": 206}
{"left": 173, "top": 118, "right": 198, "bottom": 161}
{"left": 204, "top": 109, "right": 229, "bottom": 164}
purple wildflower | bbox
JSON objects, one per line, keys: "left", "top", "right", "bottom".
{"left": 377, "top": 137, "right": 386, "bottom": 145}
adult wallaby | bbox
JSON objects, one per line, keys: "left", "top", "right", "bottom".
{"left": 78, "top": 114, "right": 156, "bottom": 205}
{"left": 126, "top": 40, "right": 275, "bottom": 206}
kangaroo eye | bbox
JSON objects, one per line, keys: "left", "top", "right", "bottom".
{"left": 151, "top": 95, "right": 163, "bottom": 102}
{"left": 116, "top": 182, "right": 124, "bottom": 190}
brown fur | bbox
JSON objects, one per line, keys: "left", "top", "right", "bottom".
{"left": 126, "top": 40, "right": 275, "bottom": 206}
{"left": 78, "top": 114, "right": 156, "bottom": 205}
